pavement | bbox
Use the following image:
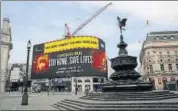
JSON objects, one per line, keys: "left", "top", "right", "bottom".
{"left": 1, "top": 91, "right": 178, "bottom": 110}
{"left": 0, "top": 92, "right": 84, "bottom": 110}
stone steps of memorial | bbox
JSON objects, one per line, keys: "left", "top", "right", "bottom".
{"left": 85, "top": 93, "right": 177, "bottom": 98}
{"left": 53, "top": 102, "right": 80, "bottom": 111}
{"left": 63, "top": 99, "right": 178, "bottom": 108}
{"left": 80, "top": 91, "right": 178, "bottom": 101}
{"left": 52, "top": 99, "right": 178, "bottom": 111}
{"left": 64, "top": 99, "right": 178, "bottom": 105}
{"left": 80, "top": 95, "right": 178, "bottom": 101}
{"left": 82, "top": 94, "right": 178, "bottom": 98}
{"left": 87, "top": 91, "right": 172, "bottom": 96}
{"left": 52, "top": 104, "right": 66, "bottom": 111}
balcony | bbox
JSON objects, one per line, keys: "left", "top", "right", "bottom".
{"left": 146, "top": 70, "right": 178, "bottom": 76}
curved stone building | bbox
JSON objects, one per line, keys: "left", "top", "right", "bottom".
{"left": 140, "top": 31, "right": 178, "bottom": 90}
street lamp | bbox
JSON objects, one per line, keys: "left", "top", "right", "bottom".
{"left": 67, "top": 73, "right": 71, "bottom": 93}
{"left": 75, "top": 68, "right": 78, "bottom": 95}
{"left": 22, "top": 74, "right": 25, "bottom": 94}
{"left": 75, "top": 77, "right": 78, "bottom": 95}
{"left": 21, "top": 40, "right": 31, "bottom": 105}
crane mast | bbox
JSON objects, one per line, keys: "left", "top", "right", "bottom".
{"left": 65, "top": 23, "right": 71, "bottom": 38}
{"left": 71, "top": 2, "right": 112, "bottom": 36}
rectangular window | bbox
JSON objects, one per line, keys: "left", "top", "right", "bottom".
{"left": 93, "top": 78, "right": 99, "bottom": 83}
{"left": 168, "top": 64, "right": 172, "bottom": 71}
{"left": 149, "top": 65, "right": 153, "bottom": 73}
{"left": 160, "top": 64, "right": 164, "bottom": 71}
{"left": 176, "top": 64, "right": 178, "bottom": 70}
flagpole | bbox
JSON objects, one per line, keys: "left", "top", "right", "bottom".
{"left": 146, "top": 20, "right": 149, "bottom": 37}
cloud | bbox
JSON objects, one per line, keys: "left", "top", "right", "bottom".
{"left": 76, "top": 1, "right": 178, "bottom": 25}
{"left": 76, "top": 19, "right": 118, "bottom": 40}
{"left": 9, "top": 41, "right": 28, "bottom": 64}
{"left": 127, "top": 41, "right": 143, "bottom": 52}
{"left": 9, "top": 25, "right": 65, "bottom": 64}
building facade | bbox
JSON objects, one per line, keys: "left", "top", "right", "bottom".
{"left": 8, "top": 63, "right": 32, "bottom": 91}
{"left": 1, "top": 18, "right": 13, "bottom": 92}
{"left": 140, "top": 31, "right": 178, "bottom": 90}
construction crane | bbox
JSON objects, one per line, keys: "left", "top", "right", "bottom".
{"left": 64, "top": 2, "right": 112, "bottom": 38}
{"left": 64, "top": 23, "right": 71, "bottom": 38}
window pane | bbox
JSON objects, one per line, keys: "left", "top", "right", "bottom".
{"left": 160, "top": 64, "right": 164, "bottom": 71}
{"left": 168, "top": 64, "right": 172, "bottom": 71}
{"left": 149, "top": 65, "right": 153, "bottom": 73}
{"left": 93, "top": 78, "right": 98, "bottom": 83}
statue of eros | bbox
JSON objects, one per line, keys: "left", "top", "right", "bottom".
{"left": 117, "top": 16, "right": 127, "bottom": 35}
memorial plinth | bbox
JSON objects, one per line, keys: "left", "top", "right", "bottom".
{"left": 102, "top": 33, "right": 152, "bottom": 92}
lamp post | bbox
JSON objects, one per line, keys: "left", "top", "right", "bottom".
{"left": 21, "top": 73, "right": 25, "bottom": 94}
{"left": 75, "top": 76, "right": 78, "bottom": 95}
{"left": 21, "top": 40, "right": 31, "bottom": 105}
{"left": 75, "top": 68, "right": 78, "bottom": 95}
{"left": 66, "top": 73, "right": 70, "bottom": 92}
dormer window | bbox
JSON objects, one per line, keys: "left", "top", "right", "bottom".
{"left": 170, "top": 36, "right": 174, "bottom": 39}
{"left": 156, "top": 37, "right": 159, "bottom": 40}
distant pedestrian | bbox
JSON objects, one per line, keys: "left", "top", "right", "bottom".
{"left": 8, "top": 87, "right": 10, "bottom": 94}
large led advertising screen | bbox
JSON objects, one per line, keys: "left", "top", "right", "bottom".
{"left": 31, "top": 36, "right": 107, "bottom": 79}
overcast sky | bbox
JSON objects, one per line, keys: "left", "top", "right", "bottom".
{"left": 1, "top": 1, "right": 178, "bottom": 69}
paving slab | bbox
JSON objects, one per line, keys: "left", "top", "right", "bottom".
{"left": 0, "top": 92, "right": 84, "bottom": 110}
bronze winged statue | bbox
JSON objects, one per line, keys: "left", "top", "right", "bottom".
{"left": 117, "top": 16, "right": 127, "bottom": 34}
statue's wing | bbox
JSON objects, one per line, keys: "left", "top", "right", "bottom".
{"left": 117, "top": 16, "right": 121, "bottom": 22}
{"left": 121, "top": 18, "right": 127, "bottom": 27}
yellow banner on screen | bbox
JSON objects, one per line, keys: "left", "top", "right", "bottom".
{"left": 44, "top": 36, "right": 99, "bottom": 54}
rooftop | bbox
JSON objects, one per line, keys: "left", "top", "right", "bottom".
{"left": 3, "top": 18, "right": 10, "bottom": 22}
{"left": 149, "top": 31, "right": 178, "bottom": 35}
{"left": 146, "top": 30, "right": 178, "bottom": 41}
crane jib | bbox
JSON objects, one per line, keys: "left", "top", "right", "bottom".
{"left": 71, "top": 2, "right": 112, "bottom": 36}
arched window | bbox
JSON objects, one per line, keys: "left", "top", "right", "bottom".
{"left": 85, "top": 79, "right": 90, "bottom": 83}
{"left": 170, "top": 76, "right": 176, "bottom": 81}
{"left": 162, "top": 77, "right": 167, "bottom": 82}
{"left": 77, "top": 79, "right": 82, "bottom": 83}
{"left": 158, "top": 78, "right": 162, "bottom": 85}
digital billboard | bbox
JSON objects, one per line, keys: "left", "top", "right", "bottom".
{"left": 31, "top": 36, "right": 107, "bottom": 79}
